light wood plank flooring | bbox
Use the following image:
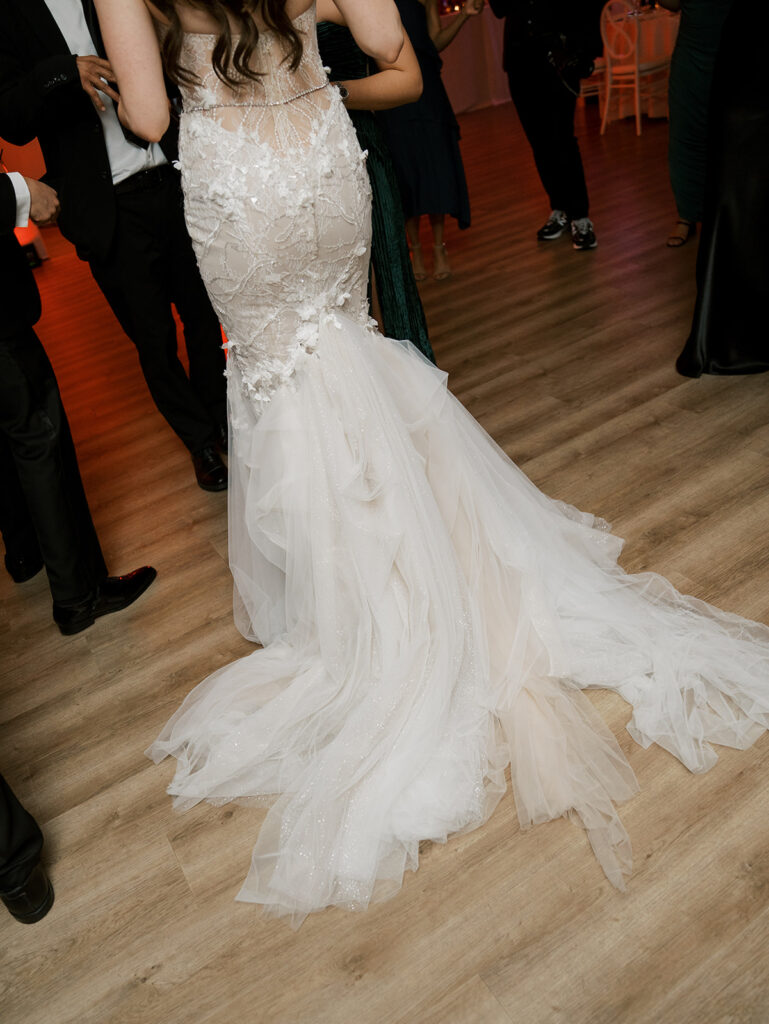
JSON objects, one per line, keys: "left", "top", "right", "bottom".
{"left": 2, "top": 101, "right": 768, "bottom": 1024}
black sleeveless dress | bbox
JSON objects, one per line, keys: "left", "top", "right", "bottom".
{"left": 377, "top": 0, "right": 471, "bottom": 229}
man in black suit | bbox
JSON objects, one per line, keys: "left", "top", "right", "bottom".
{"left": 0, "top": 0, "right": 228, "bottom": 491}
{"left": 489, "top": 0, "right": 603, "bottom": 251}
{"left": 0, "top": 170, "right": 156, "bottom": 634}
{"left": 1, "top": 178, "right": 56, "bottom": 918}
{"left": 0, "top": 771, "right": 53, "bottom": 925}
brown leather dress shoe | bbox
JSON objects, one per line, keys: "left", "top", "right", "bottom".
{"left": 52, "top": 565, "right": 157, "bottom": 636}
{"left": 1, "top": 863, "right": 54, "bottom": 924}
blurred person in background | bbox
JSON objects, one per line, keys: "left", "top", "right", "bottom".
{"left": 490, "top": 0, "right": 603, "bottom": 251}
{"left": 661, "top": 0, "right": 733, "bottom": 247}
{"left": 676, "top": 0, "right": 768, "bottom": 374}
{"left": 378, "top": 0, "right": 483, "bottom": 281}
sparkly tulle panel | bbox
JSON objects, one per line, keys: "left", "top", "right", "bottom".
{"left": 148, "top": 6, "right": 769, "bottom": 925}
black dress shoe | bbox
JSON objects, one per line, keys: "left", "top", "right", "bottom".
{"left": 192, "top": 445, "right": 227, "bottom": 491}
{"left": 1, "top": 863, "right": 54, "bottom": 924}
{"left": 52, "top": 565, "right": 157, "bottom": 636}
{"left": 4, "top": 551, "right": 44, "bottom": 584}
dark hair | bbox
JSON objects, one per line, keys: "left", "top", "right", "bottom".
{"left": 152, "top": 1, "right": 303, "bottom": 88}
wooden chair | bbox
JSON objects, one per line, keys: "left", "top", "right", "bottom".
{"left": 600, "top": 0, "right": 670, "bottom": 135}
{"left": 579, "top": 56, "right": 606, "bottom": 121}
{"left": 580, "top": 56, "right": 606, "bottom": 100}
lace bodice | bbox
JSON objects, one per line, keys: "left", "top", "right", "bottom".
{"left": 175, "top": 4, "right": 373, "bottom": 404}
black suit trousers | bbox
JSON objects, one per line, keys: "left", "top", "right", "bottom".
{"left": 506, "top": 46, "right": 590, "bottom": 220}
{"left": 88, "top": 173, "right": 226, "bottom": 454}
{"left": 0, "top": 773, "right": 43, "bottom": 893}
{"left": 0, "top": 327, "right": 107, "bottom": 603}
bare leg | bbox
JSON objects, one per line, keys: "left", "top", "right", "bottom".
{"left": 430, "top": 214, "right": 451, "bottom": 280}
{"left": 406, "top": 216, "right": 426, "bottom": 281}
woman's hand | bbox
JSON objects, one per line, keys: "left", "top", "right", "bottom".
{"left": 427, "top": 0, "right": 481, "bottom": 52}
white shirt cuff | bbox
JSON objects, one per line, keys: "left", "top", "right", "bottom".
{"left": 8, "top": 172, "right": 31, "bottom": 227}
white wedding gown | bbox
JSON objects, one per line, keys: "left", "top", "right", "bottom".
{"left": 148, "top": 5, "right": 769, "bottom": 925}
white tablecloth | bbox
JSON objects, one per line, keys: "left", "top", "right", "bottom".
{"left": 439, "top": 7, "right": 510, "bottom": 115}
{"left": 438, "top": 7, "right": 679, "bottom": 122}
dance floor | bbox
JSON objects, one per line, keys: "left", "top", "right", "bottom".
{"left": 2, "top": 100, "right": 769, "bottom": 1024}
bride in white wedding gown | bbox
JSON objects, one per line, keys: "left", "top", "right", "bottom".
{"left": 98, "top": 0, "right": 769, "bottom": 925}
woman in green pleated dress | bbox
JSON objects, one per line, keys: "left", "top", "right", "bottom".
{"left": 317, "top": 3, "right": 436, "bottom": 362}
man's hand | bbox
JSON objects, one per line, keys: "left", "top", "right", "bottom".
{"left": 464, "top": 0, "right": 485, "bottom": 15}
{"left": 76, "top": 55, "right": 120, "bottom": 112}
{"left": 25, "top": 178, "right": 60, "bottom": 226}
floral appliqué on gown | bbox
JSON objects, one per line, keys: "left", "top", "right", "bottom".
{"left": 148, "top": 4, "right": 769, "bottom": 926}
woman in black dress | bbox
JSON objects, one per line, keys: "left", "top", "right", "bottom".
{"left": 661, "top": 0, "right": 733, "bottom": 248}
{"left": 379, "top": 0, "right": 483, "bottom": 280}
{"left": 676, "top": 0, "right": 769, "bottom": 374}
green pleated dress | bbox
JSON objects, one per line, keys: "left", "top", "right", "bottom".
{"left": 317, "top": 21, "right": 435, "bottom": 363}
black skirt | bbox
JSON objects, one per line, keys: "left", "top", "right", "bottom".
{"left": 377, "top": 0, "right": 471, "bottom": 229}
{"left": 676, "top": 0, "right": 769, "bottom": 376}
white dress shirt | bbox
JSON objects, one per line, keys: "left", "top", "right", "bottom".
{"left": 44, "top": 0, "right": 167, "bottom": 184}
{"left": 8, "top": 172, "right": 31, "bottom": 227}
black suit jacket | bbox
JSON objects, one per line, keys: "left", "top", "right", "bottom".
{"left": 0, "top": 0, "right": 179, "bottom": 262}
{"left": 488, "top": 0, "right": 603, "bottom": 72}
{"left": 0, "top": 174, "right": 42, "bottom": 338}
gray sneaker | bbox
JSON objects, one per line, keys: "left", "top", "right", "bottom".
{"left": 571, "top": 217, "right": 597, "bottom": 250}
{"left": 536, "top": 210, "right": 569, "bottom": 241}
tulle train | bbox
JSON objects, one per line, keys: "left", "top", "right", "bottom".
{"left": 148, "top": 314, "right": 769, "bottom": 925}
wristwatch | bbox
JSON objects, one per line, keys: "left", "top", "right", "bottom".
{"left": 333, "top": 82, "right": 349, "bottom": 101}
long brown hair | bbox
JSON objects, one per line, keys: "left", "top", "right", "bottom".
{"left": 152, "top": 1, "right": 303, "bottom": 88}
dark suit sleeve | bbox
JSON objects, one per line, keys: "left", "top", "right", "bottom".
{"left": 488, "top": 0, "right": 513, "bottom": 19}
{"left": 0, "top": 173, "right": 19, "bottom": 234}
{"left": 0, "top": 28, "right": 79, "bottom": 145}
{"left": 565, "top": 1, "right": 605, "bottom": 60}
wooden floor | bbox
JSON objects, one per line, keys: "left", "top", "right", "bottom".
{"left": 2, "top": 101, "right": 769, "bottom": 1024}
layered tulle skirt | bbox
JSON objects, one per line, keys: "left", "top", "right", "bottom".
{"left": 148, "top": 313, "right": 769, "bottom": 925}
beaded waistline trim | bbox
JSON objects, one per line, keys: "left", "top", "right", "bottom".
{"left": 185, "top": 81, "right": 329, "bottom": 113}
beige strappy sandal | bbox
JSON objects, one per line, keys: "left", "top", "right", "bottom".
{"left": 666, "top": 219, "right": 695, "bottom": 247}
{"left": 433, "top": 242, "right": 452, "bottom": 280}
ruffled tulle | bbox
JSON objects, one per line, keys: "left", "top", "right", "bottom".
{"left": 148, "top": 314, "right": 769, "bottom": 926}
